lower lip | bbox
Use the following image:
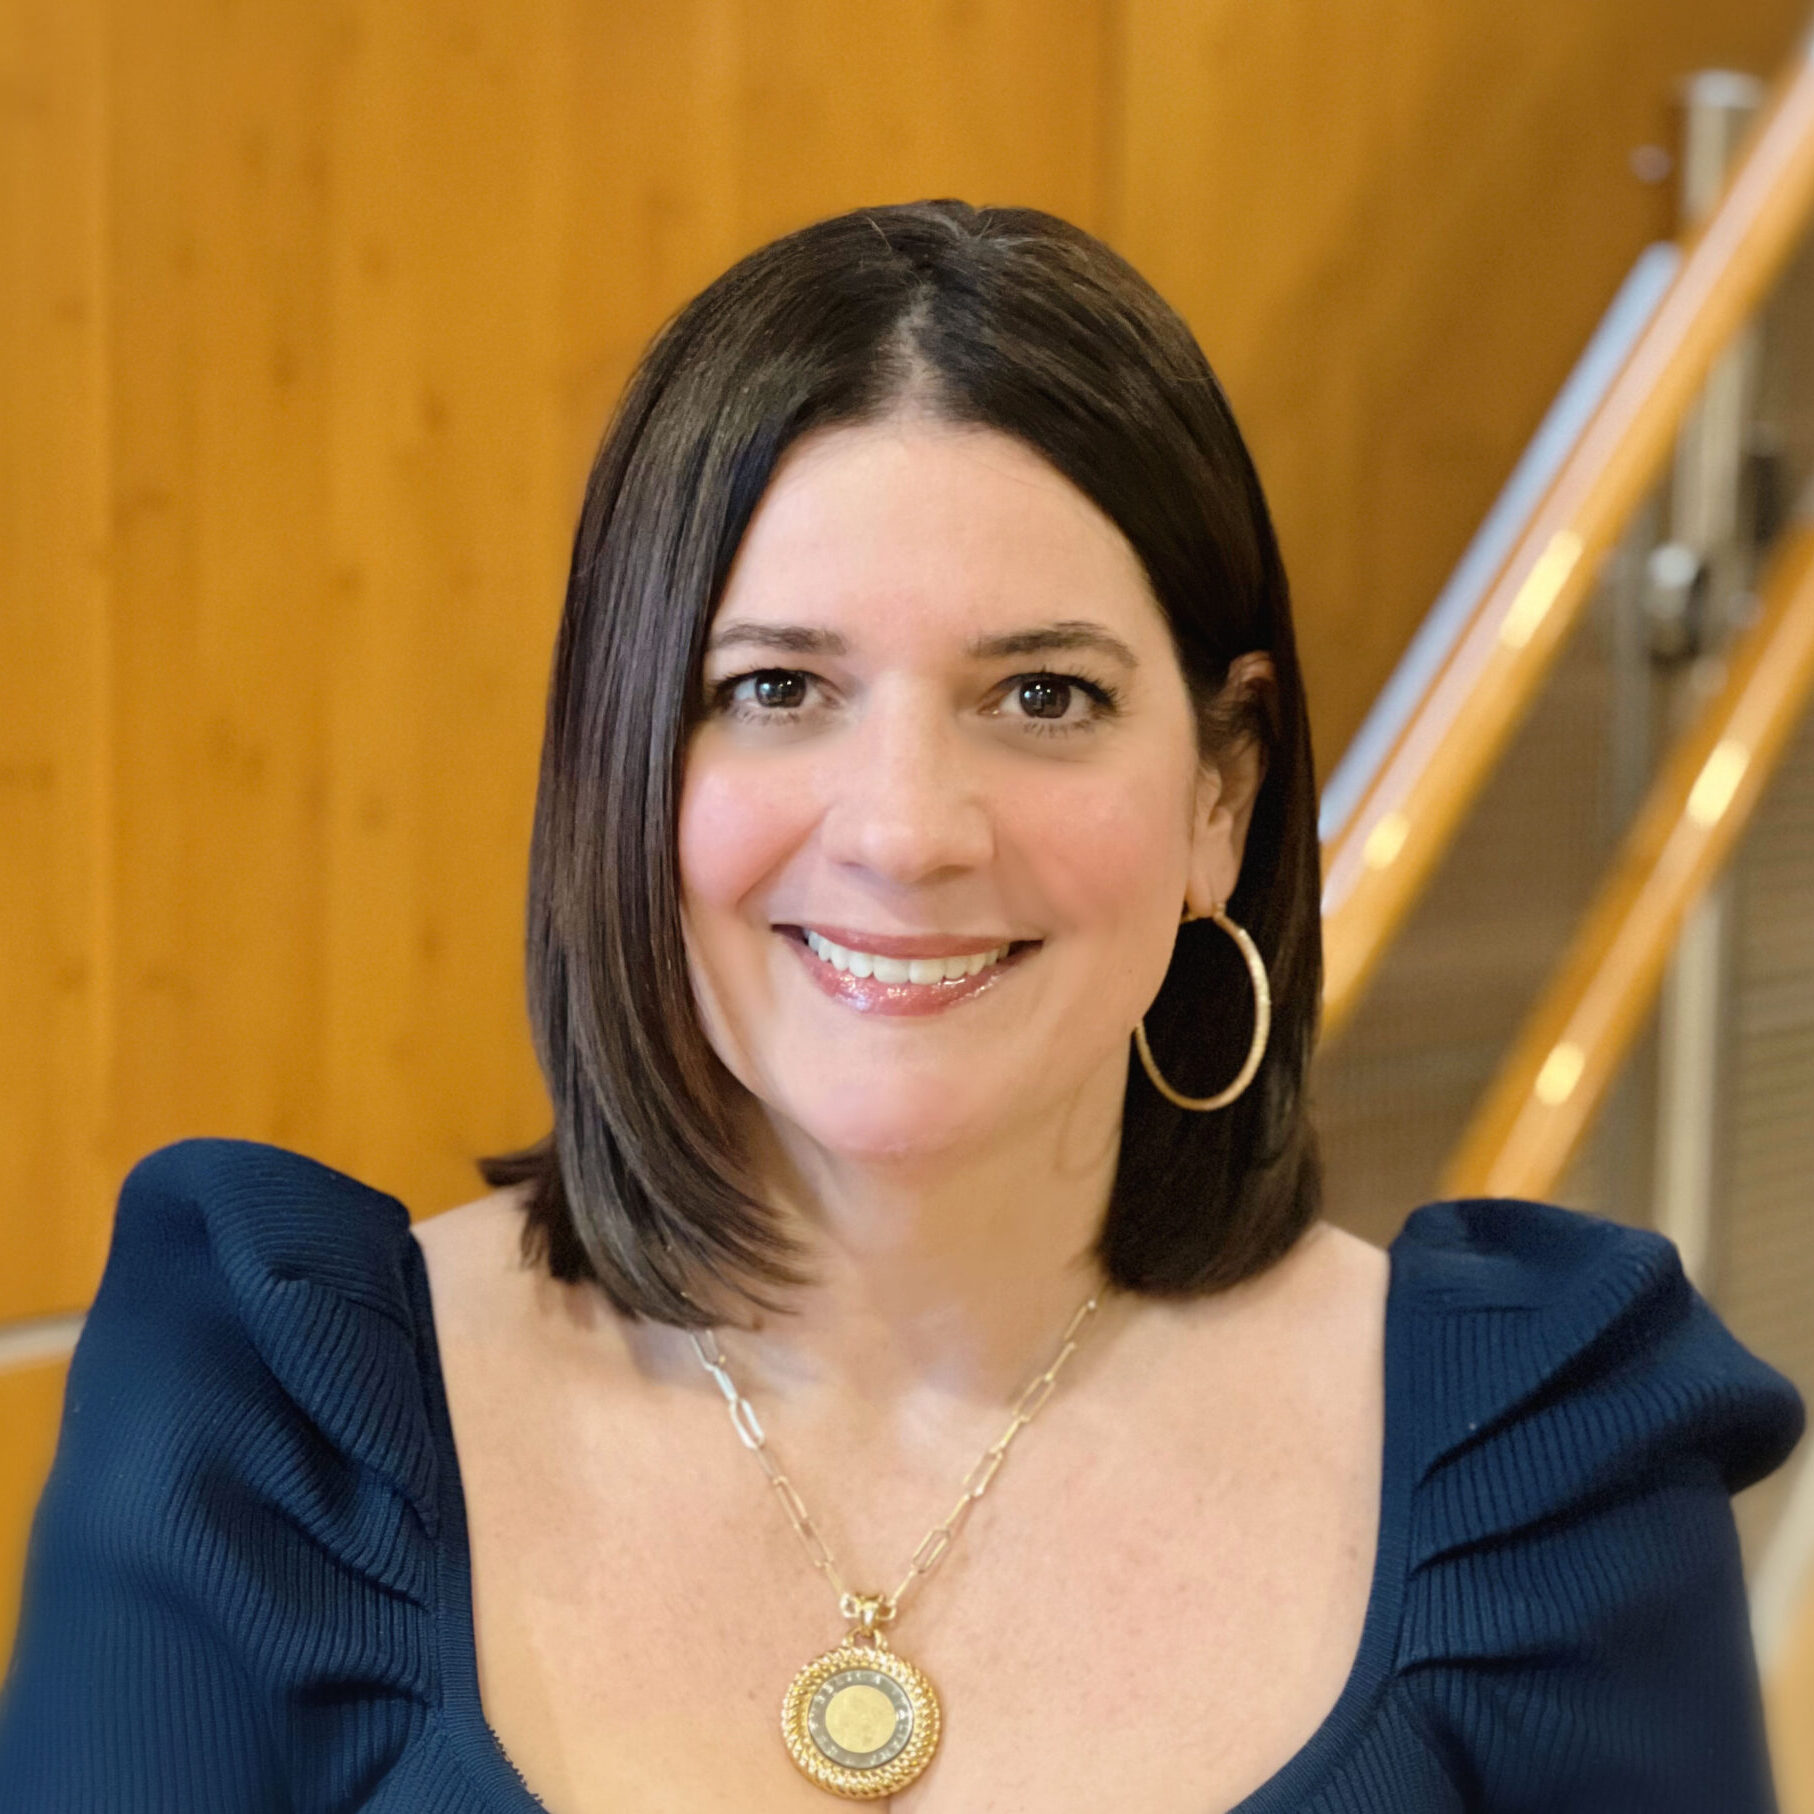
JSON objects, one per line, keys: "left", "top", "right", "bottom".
{"left": 778, "top": 930, "right": 1037, "bottom": 1017}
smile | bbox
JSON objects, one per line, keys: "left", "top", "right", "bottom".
{"left": 803, "top": 929, "right": 1011, "bottom": 984}
{"left": 774, "top": 926, "right": 1040, "bottom": 1017}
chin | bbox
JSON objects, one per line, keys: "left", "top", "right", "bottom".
{"left": 781, "top": 1092, "right": 995, "bottom": 1168}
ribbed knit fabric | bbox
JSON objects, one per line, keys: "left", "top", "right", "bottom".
{"left": 0, "top": 1139, "right": 1803, "bottom": 1812}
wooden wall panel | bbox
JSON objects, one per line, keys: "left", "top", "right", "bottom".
{"left": 318, "top": 0, "right": 568, "bottom": 1201}
{"left": 108, "top": 0, "right": 339, "bottom": 1210}
{"left": 1, "top": 0, "right": 112, "bottom": 1324}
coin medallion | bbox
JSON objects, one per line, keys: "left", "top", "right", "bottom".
{"left": 781, "top": 1637, "right": 941, "bottom": 1798}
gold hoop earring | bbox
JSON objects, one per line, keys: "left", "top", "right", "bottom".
{"left": 1133, "top": 903, "right": 1271, "bottom": 1112}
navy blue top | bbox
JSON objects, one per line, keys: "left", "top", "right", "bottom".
{"left": 0, "top": 1138, "right": 1804, "bottom": 1811}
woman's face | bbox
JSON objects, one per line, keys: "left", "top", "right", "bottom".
{"left": 679, "top": 415, "right": 1260, "bottom": 1171}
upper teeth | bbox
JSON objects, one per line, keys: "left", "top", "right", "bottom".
{"left": 804, "top": 930, "right": 1011, "bottom": 984}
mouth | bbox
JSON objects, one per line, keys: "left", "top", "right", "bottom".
{"left": 773, "top": 925, "right": 1043, "bottom": 989}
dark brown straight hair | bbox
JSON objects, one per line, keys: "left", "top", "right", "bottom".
{"left": 479, "top": 199, "right": 1324, "bottom": 1327}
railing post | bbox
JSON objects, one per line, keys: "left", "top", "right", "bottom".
{"left": 1651, "top": 72, "right": 1765, "bottom": 1290}
{"left": 1594, "top": 494, "right": 1664, "bottom": 1232}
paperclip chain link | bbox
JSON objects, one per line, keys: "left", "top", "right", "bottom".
{"left": 688, "top": 1288, "right": 1106, "bottom": 1625}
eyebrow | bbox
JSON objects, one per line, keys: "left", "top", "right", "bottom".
{"left": 704, "top": 618, "right": 1141, "bottom": 668}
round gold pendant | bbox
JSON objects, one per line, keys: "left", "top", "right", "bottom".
{"left": 781, "top": 1630, "right": 941, "bottom": 1799}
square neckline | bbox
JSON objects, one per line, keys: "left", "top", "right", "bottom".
{"left": 403, "top": 1223, "right": 1419, "bottom": 1813}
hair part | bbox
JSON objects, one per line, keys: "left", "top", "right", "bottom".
{"left": 479, "top": 199, "right": 1324, "bottom": 1327}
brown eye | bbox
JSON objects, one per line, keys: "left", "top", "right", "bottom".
{"left": 993, "top": 670, "right": 1121, "bottom": 740}
{"left": 1016, "top": 676, "right": 1071, "bottom": 719}
{"left": 752, "top": 671, "right": 807, "bottom": 710}
{"left": 707, "top": 667, "right": 819, "bottom": 724}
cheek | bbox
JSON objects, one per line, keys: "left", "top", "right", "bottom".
{"left": 1008, "top": 766, "right": 1191, "bottom": 929}
{"left": 675, "top": 754, "right": 812, "bottom": 1088}
{"left": 676, "top": 754, "right": 809, "bottom": 911}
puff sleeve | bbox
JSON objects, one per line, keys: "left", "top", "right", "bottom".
{"left": 0, "top": 1140, "right": 449, "bottom": 1812}
{"left": 1392, "top": 1199, "right": 1805, "bottom": 1814}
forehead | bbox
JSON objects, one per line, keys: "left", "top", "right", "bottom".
{"left": 713, "top": 417, "right": 1157, "bottom": 630}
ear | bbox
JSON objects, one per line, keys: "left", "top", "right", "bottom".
{"left": 1184, "top": 652, "right": 1275, "bottom": 916}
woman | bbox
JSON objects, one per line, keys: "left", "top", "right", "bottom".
{"left": 0, "top": 201, "right": 1802, "bottom": 1812}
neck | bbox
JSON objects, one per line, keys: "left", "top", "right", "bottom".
{"left": 629, "top": 1063, "right": 1136, "bottom": 1450}
{"left": 744, "top": 1137, "right": 1117, "bottom": 1405}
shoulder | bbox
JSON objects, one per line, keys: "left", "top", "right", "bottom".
{"left": 2, "top": 1143, "right": 452, "bottom": 1789}
{"left": 1381, "top": 1199, "right": 1803, "bottom": 1802}
{"left": 1388, "top": 1196, "right": 1804, "bottom": 1497}
{"left": 111, "top": 1135, "right": 415, "bottom": 1295}
{"left": 67, "top": 1138, "right": 441, "bottom": 1534}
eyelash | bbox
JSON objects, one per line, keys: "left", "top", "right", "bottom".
{"left": 707, "top": 668, "right": 1124, "bottom": 739}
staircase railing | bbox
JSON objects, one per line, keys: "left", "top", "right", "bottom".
{"left": 1320, "top": 39, "right": 1814, "bottom": 1041}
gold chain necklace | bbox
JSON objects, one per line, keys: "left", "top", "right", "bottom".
{"left": 687, "top": 1286, "right": 1108, "bottom": 1799}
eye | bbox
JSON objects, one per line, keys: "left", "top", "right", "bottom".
{"left": 710, "top": 668, "right": 819, "bottom": 724}
{"left": 992, "top": 671, "right": 1122, "bottom": 738}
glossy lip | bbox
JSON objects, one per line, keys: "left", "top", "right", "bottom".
{"left": 786, "top": 922, "right": 1027, "bottom": 959}
{"left": 776, "top": 926, "right": 1038, "bottom": 1017}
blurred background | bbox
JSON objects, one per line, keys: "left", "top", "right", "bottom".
{"left": 5, "top": 0, "right": 1814, "bottom": 1792}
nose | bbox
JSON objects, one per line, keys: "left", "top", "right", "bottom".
{"left": 818, "top": 681, "right": 996, "bottom": 886}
